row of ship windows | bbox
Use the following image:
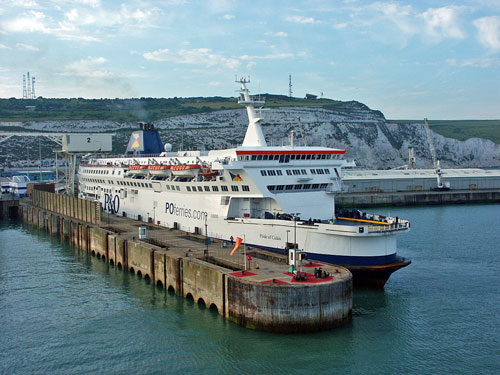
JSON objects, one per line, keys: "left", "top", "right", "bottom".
{"left": 83, "top": 168, "right": 119, "bottom": 175}
{"left": 239, "top": 154, "right": 340, "bottom": 162}
{"left": 267, "top": 183, "right": 328, "bottom": 192}
{"left": 260, "top": 168, "right": 331, "bottom": 176}
{"left": 186, "top": 185, "right": 250, "bottom": 192}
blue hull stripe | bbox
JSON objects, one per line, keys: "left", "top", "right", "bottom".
{"left": 247, "top": 242, "right": 397, "bottom": 266}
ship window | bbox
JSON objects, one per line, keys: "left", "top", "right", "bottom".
{"left": 171, "top": 185, "right": 175, "bottom": 190}
{"left": 212, "top": 186, "right": 219, "bottom": 192}
{"left": 268, "top": 185, "right": 275, "bottom": 191}
{"left": 276, "top": 185, "right": 284, "bottom": 190}
{"left": 149, "top": 184, "right": 152, "bottom": 188}
{"left": 231, "top": 186, "right": 239, "bottom": 192}
{"left": 261, "top": 170, "right": 267, "bottom": 176}
{"left": 285, "top": 185, "right": 293, "bottom": 190}
{"left": 293, "top": 170, "right": 300, "bottom": 175}
{"left": 303, "top": 184, "right": 311, "bottom": 189}
{"left": 251, "top": 155, "right": 257, "bottom": 160}
{"left": 187, "top": 186, "right": 191, "bottom": 191}
{"left": 197, "top": 186, "right": 203, "bottom": 192}
{"left": 301, "top": 169, "right": 307, "bottom": 174}
{"left": 291, "top": 155, "right": 295, "bottom": 160}
{"left": 334, "top": 168, "right": 340, "bottom": 178}
{"left": 306, "top": 155, "right": 311, "bottom": 160}
{"left": 312, "top": 184, "right": 319, "bottom": 189}
{"left": 204, "top": 186, "right": 210, "bottom": 192}
{"left": 294, "top": 184, "right": 303, "bottom": 190}
{"left": 321, "top": 155, "right": 326, "bottom": 159}
{"left": 311, "top": 169, "right": 316, "bottom": 174}
{"left": 286, "top": 170, "right": 292, "bottom": 175}
{"left": 242, "top": 185, "right": 250, "bottom": 191}
{"left": 166, "top": 185, "right": 170, "bottom": 190}
{"left": 257, "top": 155, "right": 263, "bottom": 160}
{"left": 263, "top": 155, "right": 268, "bottom": 160}
{"left": 325, "top": 169, "right": 330, "bottom": 174}
{"left": 221, "top": 186, "right": 228, "bottom": 191}
{"left": 320, "top": 184, "right": 328, "bottom": 189}
{"left": 276, "top": 170, "right": 282, "bottom": 176}
{"left": 176, "top": 186, "right": 180, "bottom": 191}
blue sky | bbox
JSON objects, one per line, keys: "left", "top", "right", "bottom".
{"left": 0, "top": 0, "right": 499, "bottom": 119}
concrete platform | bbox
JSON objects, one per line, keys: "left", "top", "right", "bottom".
{"left": 19, "top": 191, "right": 353, "bottom": 333}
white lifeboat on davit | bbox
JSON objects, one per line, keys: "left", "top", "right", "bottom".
{"left": 129, "top": 164, "right": 150, "bottom": 175}
{"left": 171, "top": 164, "right": 201, "bottom": 177}
{"left": 149, "top": 165, "right": 172, "bottom": 177}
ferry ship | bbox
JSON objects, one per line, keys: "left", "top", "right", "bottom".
{"left": 78, "top": 79, "right": 410, "bottom": 287}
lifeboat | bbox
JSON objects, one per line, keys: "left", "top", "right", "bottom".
{"left": 149, "top": 165, "right": 172, "bottom": 177}
{"left": 129, "top": 165, "right": 150, "bottom": 175}
{"left": 171, "top": 164, "right": 201, "bottom": 177}
{"left": 199, "top": 167, "right": 218, "bottom": 179}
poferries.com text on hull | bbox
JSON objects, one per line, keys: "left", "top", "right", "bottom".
{"left": 78, "top": 79, "right": 410, "bottom": 287}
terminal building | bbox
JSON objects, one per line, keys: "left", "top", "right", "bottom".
{"left": 342, "top": 168, "right": 500, "bottom": 193}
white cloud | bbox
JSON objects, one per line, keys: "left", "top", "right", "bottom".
{"left": 143, "top": 48, "right": 240, "bottom": 70}
{"left": 240, "top": 52, "right": 294, "bottom": 60}
{"left": 421, "top": 6, "right": 465, "bottom": 40}
{"left": 266, "top": 31, "right": 288, "bottom": 37}
{"left": 446, "top": 57, "right": 500, "bottom": 68}
{"left": 474, "top": 16, "right": 500, "bottom": 51}
{"left": 3, "top": 10, "right": 48, "bottom": 33}
{"left": 59, "top": 56, "right": 112, "bottom": 78}
{"left": 223, "top": 14, "right": 235, "bottom": 20}
{"left": 208, "top": 81, "right": 223, "bottom": 86}
{"left": 246, "top": 61, "right": 256, "bottom": 69}
{"left": 284, "top": 15, "right": 321, "bottom": 24}
{"left": 15, "top": 43, "right": 39, "bottom": 51}
{"left": 333, "top": 22, "right": 347, "bottom": 30}
{"left": 0, "top": 44, "right": 10, "bottom": 49}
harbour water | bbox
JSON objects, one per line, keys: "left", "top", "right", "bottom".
{"left": 1, "top": 204, "right": 499, "bottom": 374}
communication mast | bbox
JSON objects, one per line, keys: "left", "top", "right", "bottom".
{"left": 289, "top": 74, "right": 293, "bottom": 97}
{"left": 31, "top": 76, "right": 36, "bottom": 98}
{"left": 27, "top": 72, "right": 31, "bottom": 99}
{"left": 23, "top": 74, "right": 27, "bottom": 99}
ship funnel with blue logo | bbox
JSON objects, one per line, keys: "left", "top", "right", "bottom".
{"left": 125, "top": 122, "right": 166, "bottom": 155}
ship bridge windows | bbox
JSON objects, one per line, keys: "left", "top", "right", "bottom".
{"left": 212, "top": 186, "right": 219, "bottom": 192}
{"left": 231, "top": 186, "right": 239, "bottom": 192}
{"left": 242, "top": 185, "right": 250, "bottom": 191}
{"left": 204, "top": 186, "right": 210, "bottom": 192}
{"left": 221, "top": 186, "right": 228, "bottom": 192}
{"left": 267, "top": 183, "right": 331, "bottom": 193}
{"left": 197, "top": 186, "right": 203, "bottom": 192}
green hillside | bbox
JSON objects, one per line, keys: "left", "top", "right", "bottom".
{"left": 0, "top": 95, "right": 338, "bottom": 123}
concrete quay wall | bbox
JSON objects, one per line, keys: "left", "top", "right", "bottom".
{"left": 18, "top": 196, "right": 352, "bottom": 333}
{"left": 338, "top": 189, "right": 500, "bottom": 208}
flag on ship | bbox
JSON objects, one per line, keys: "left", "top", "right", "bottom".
{"left": 230, "top": 237, "right": 244, "bottom": 256}
{"left": 229, "top": 172, "right": 243, "bottom": 181}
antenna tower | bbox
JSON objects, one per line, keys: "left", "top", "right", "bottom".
{"left": 27, "top": 72, "right": 31, "bottom": 99}
{"left": 31, "top": 76, "right": 36, "bottom": 98}
{"left": 288, "top": 74, "right": 293, "bottom": 97}
{"left": 23, "top": 74, "right": 27, "bottom": 99}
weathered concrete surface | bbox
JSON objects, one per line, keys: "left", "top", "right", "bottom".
{"left": 90, "top": 227, "right": 108, "bottom": 259}
{"left": 153, "top": 250, "right": 168, "bottom": 289}
{"left": 227, "top": 273, "right": 352, "bottom": 333}
{"left": 126, "top": 241, "right": 154, "bottom": 280}
{"left": 182, "top": 257, "right": 229, "bottom": 313}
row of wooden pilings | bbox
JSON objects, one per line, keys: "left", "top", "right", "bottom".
{"left": 19, "top": 201, "right": 353, "bottom": 333}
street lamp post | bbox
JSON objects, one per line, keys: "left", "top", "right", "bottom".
{"left": 205, "top": 216, "right": 208, "bottom": 258}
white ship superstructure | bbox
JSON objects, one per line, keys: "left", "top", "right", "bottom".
{"left": 78, "top": 79, "right": 410, "bottom": 286}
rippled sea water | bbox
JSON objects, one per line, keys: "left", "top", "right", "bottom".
{"left": 1, "top": 204, "right": 499, "bottom": 375}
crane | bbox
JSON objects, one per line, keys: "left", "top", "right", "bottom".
{"left": 424, "top": 118, "right": 450, "bottom": 190}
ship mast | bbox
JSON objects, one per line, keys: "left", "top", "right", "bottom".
{"left": 237, "top": 78, "right": 267, "bottom": 147}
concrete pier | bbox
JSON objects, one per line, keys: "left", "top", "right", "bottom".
{"left": 17, "top": 191, "right": 353, "bottom": 333}
{"left": 338, "top": 188, "right": 500, "bottom": 208}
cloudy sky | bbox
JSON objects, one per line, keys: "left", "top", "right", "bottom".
{"left": 0, "top": 0, "right": 499, "bottom": 119}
